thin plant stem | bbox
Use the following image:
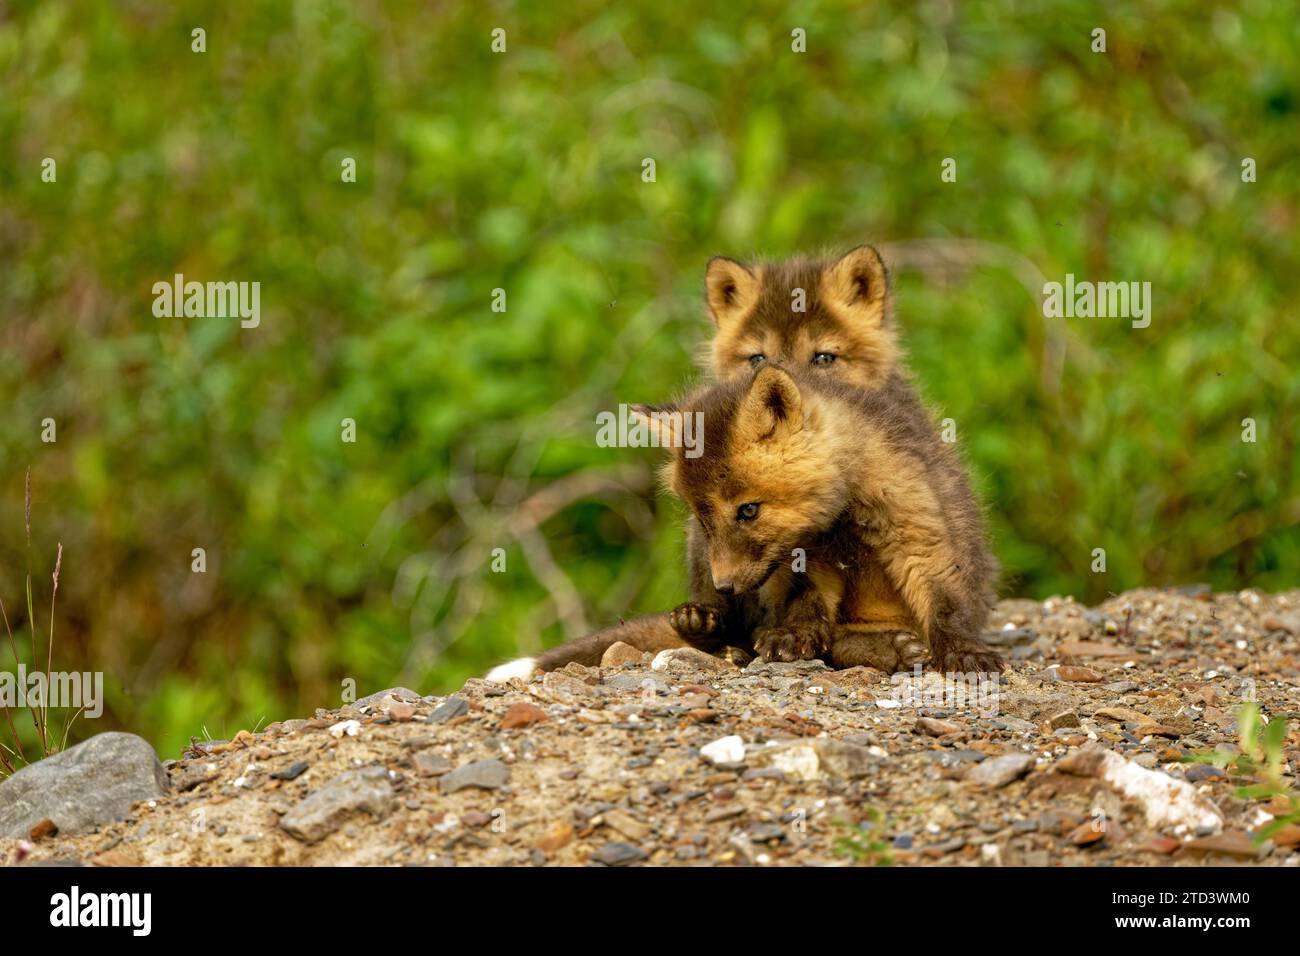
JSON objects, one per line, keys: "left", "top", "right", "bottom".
{"left": 59, "top": 706, "right": 84, "bottom": 752}
{"left": 45, "top": 543, "right": 62, "bottom": 754}
{"left": 0, "top": 595, "right": 29, "bottom": 763}
{"left": 25, "top": 467, "right": 47, "bottom": 752}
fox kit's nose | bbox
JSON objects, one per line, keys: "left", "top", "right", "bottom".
{"left": 714, "top": 580, "right": 735, "bottom": 595}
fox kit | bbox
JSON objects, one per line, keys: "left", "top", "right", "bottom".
{"left": 487, "top": 365, "right": 949, "bottom": 681}
{"left": 671, "top": 246, "right": 999, "bottom": 673}
{"left": 647, "top": 364, "right": 1000, "bottom": 673}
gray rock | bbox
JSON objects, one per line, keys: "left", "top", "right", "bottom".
{"left": 270, "top": 761, "right": 309, "bottom": 781}
{"left": 924, "top": 836, "right": 967, "bottom": 854}
{"left": 984, "top": 627, "right": 1035, "bottom": 646}
{"left": 745, "top": 658, "right": 829, "bottom": 673}
{"left": 602, "top": 673, "right": 669, "bottom": 694}
{"left": 746, "top": 822, "right": 787, "bottom": 843}
{"left": 967, "top": 753, "right": 1036, "bottom": 789}
{"left": 355, "top": 686, "right": 423, "bottom": 709}
{"left": 590, "top": 842, "right": 648, "bottom": 866}
{"left": 0, "top": 732, "right": 169, "bottom": 838}
{"left": 414, "top": 752, "right": 452, "bottom": 777}
{"left": 541, "top": 671, "right": 593, "bottom": 699}
{"left": 996, "top": 716, "right": 1039, "bottom": 733}
{"left": 703, "top": 804, "right": 746, "bottom": 823}
{"left": 279, "top": 766, "right": 396, "bottom": 843}
{"left": 438, "top": 758, "right": 510, "bottom": 794}
{"left": 927, "top": 749, "right": 986, "bottom": 767}
{"left": 174, "top": 763, "right": 220, "bottom": 792}
{"left": 427, "top": 696, "right": 470, "bottom": 723}
{"left": 749, "top": 738, "right": 880, "bottom": 781}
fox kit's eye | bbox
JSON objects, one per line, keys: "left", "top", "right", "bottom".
{"left": 812, "top": 352, "right": 837, "bottom": 366}
{"left": 736, "top": 502, "right": 761, "bottom": 521}
{"left": 748, "top": 354, "right": 766, "bottom": 368}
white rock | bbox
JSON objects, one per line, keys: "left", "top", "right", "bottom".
{"left": 1250, "top": 808, "right": 1275, "bottom": 828}
{"left": 650, "top": 649, "right": 676, "bottom": 671}
{"left": 329, "top": 719, "right": 362, "bottom": 738}
{"left": 763, "top": 744, "right": 822, "bottom": 782}
{"left": 1094, "top": 750, "right": 1223, "bottom": 834}
{"left": 700, "top": 734, "right": 746, "bottom": 765}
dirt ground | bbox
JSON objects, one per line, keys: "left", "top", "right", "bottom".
{"left": 6, "top": 587, "right": 1300, "bottom": 867}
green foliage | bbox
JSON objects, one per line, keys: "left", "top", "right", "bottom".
{"left": 1187, "top": 701, "right": 1300, "bottom": 844}
{"left": 1, "top": 1, "right": 1297, "bottom": 753}
{"left": 833, "top": 810, "right": 895, "bottom": 866}
{"left": 0, "top": 469, "right": 79, "bottom": 775}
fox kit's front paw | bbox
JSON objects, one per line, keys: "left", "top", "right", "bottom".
{"left": 891, "top": 631, "right": 930, "bottom": 668}
{"left": 931, "top": 639, "right": 1004, "bottom": 675}
{"left": 753, "top": 624, "right": 826, "bottom": 662}
{"left": 828, "top": 629, "right": 928, "bottom": 673}
{"left": 670, "top": 602, "right": 723, "bottom": 650}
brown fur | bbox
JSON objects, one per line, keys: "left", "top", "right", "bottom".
{"left": 705, "top": 247, "right": 899, "bottom": 392}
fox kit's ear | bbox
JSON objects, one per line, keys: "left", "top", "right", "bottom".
{"left": 737, "top": 366, "right": 803, "bottom": 444}
{"left": 705, "top": 257, "right": 760, "bottom": 328}
{"left": 630, "top": 403, "right": 682, "bottom": 450}
{"left": 823, "top": 245, "right": 889, "bottom": 327}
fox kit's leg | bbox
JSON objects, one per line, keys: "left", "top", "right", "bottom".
{"left": 747, "top": 555, "right": 921, "bottom": 667}
{"left": 671, "top": 515, "right": 740, "bottom": 652}
{"left": 828, "top": 625, "right": 928, "bottom": 672}
{"left": 830, "top": 554, "right": 929, "bottom": 672}
{"left": 748, "top": 561, "right": 847, "bottom": 665}
{"left": 750, "top": 571, "right": 835, "bottom": 662}
{"left": 868, "top": 492, "right": 1002, "bottom": 674}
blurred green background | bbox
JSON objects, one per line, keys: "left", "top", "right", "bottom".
{"left": 1, "top": 0, "right": 1297, "bottom": 759}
